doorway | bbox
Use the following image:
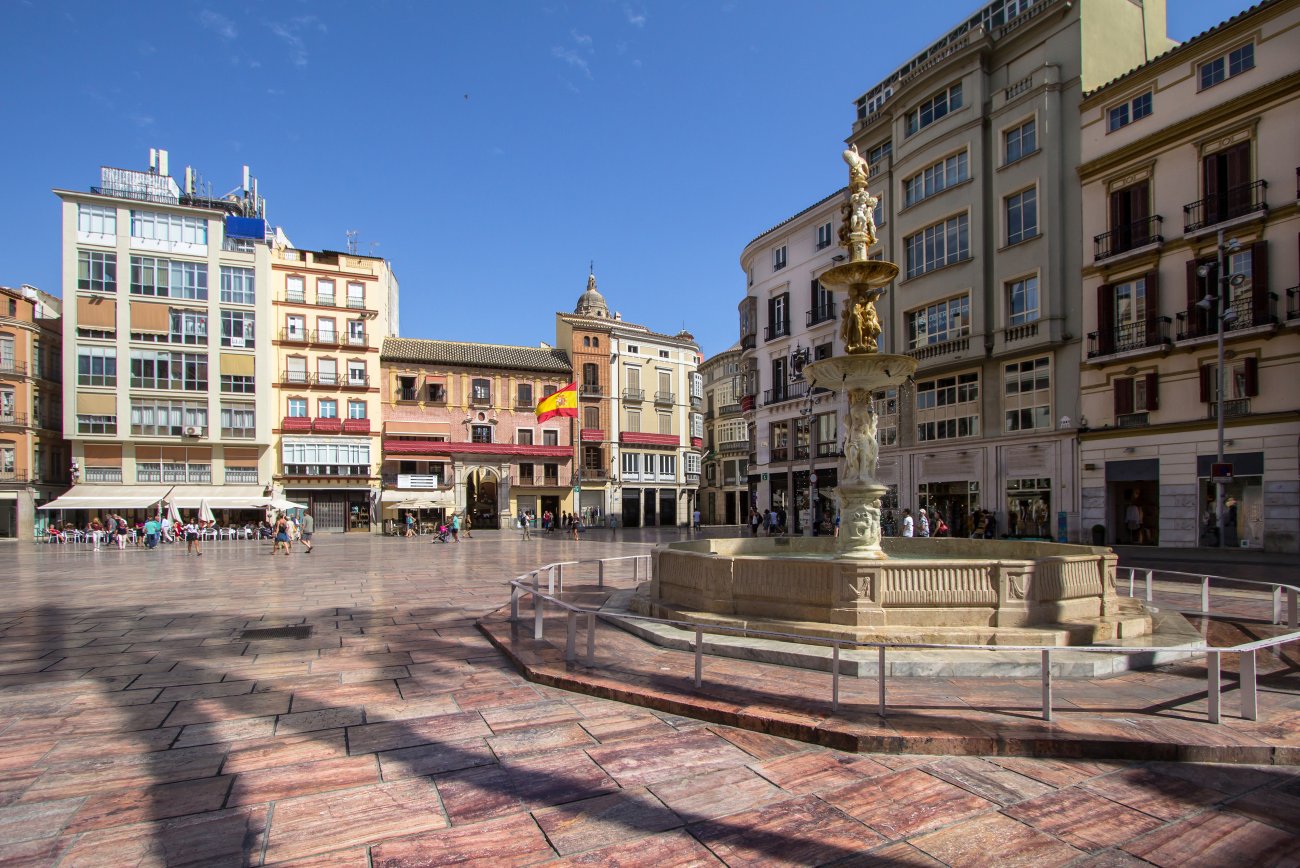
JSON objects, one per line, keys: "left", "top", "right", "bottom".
{"left": 643, "top": 489, "right": 657, "bottom": 527}
{"left": 1111, "top": 481, "right": 1159, "bottom": 545}
{"left": 622, "top": 489, "right": 641, "bottom": 528}
{"left": 465, "top": 468, "right": 500, "bottom": 529}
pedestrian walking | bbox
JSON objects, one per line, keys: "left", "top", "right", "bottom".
{"left": 404, "top": 512, "right": 416, "bottom": 538}
{"left": 185, "top": 517, "right": 203, "bottom": 556}
{"left": 272, "top": 514, "right": 291, "bottom": 556}
{"left": 918, "top": 508, "right": 931, "bottom": 538}
{"left": 692, "top": 508, "right": 701, "bottom": 532}
{"left": 115, "top": 514, "right": 128, "bottom": 549}
{"left": 518, "top": 511, "right": 532, "bottom": 541}
{"left": 463, "top": 512, "right": 473, "bottom": 539}
{"left": 901, "top": 508, "right": 915, "bottom": 538}
{"left": 451, "top": 512, "right": 461, "bottom": 543}
{"left": 300, "top": 511, "right": 315, "bottom": 553}
{"left": 143, "top": 516, "right": 160, "bottom": 550}
{"left": 749, "top": 507, "right": 760, "bottom": 537}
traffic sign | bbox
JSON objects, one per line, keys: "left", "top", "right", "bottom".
{"left": 1210, "top": 462, "right": 1233, "bottom": 484}
{"left": 810, "top": 473, "right": 818, "bottom": 486}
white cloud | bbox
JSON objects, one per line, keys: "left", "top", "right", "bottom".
{"left": 624, "top": 5, "right": 646, "bottom": 27}
{"left": 570, "top": 29, "right": 592, "bottom": 45}
{"left": 199, "top": 9, "right": 237, "bottom": 40}
{"left": 268, "top": 15, "right": 325, "bottom": 67}
{"left": 551, "top": 45, "right": 591, "bottom": 78}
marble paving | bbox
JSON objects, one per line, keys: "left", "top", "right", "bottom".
{"left": 1, "top": 532, "right": 1297, "bottom": 866}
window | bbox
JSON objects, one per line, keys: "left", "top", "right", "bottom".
{"left": 221, "top": 374, "right": 255, "bottom": 394}
{"left": 78, "top": 250, "right": 116, "bottom": 293}
{"left": 347, "top": 400, "right": 367, "bottom": 419}
{"left": 470, "top": 378, "right": 491, "bottom": 404}
{"left": 220, "top": 405, "right": 255, "bottom": 438}
{"left": 286, "top": 356, "right": 308, "bottom": 385}
{"left": 1004, "top": 119, "right": 1037, "bottom": 163}
{"left": 77, "top": 414, "right": 116, "bottom": 435}
{"left": 280, "top": 441, "right": 371, "bottom": 476}
{"left": 583, "top": 407, "right": 599, "bottom": 429}
{"left": 539, "top": 429, "right": 557, "bottom": 447}
{"left": 317, "top": 358, "right": 338, "bottom": 387}
{"left": 767, "top": 293, "right": 790, "bottom": 339}
{"left": 77, "top": 346, "right": 117, "bottom": 386}
{"left": 129, "top": 399, "right": 207, "bottom": 436}
{"left": 916, "top": 372, "right": 980, "bottom": 441}
{"left": 133, "top": 309, "right": 207, "bottom": 346}
{"left": 769, "top": 420, "right": 789, "bottom": 461}
{"left": 1106, "top": 181, "right": 1152, "bottom": 254}
{"left": 1005, "top": 188, "right": 1038, "bottom": 245}
{"left": 518, "top": 429, "right": 534, "bottom": 445}
{"left": 905, "top": 82, "right": 963, "bottom": 136}
{"left": 906, "top": 294, "right": 970, "bottom": 348}
{"left": 814, "top": 411, "right": 838, "bottom": 456}
{"left": 1108, "top": 91, "right": 1152, "bottom": 132}
{"left": 130, "top": 350, "right": 207, "bottom": 391}
{"left": 518, "top": 462, "right": 535, "bottom": 484}
{"left": 347, "top": 320, "right": 366, "bottom": 347}
{"left": 622, "top": 452, "right": 641, "bottom": 477}
{"left": 129, "top": 257, "right": 207, "bottom": 299}
{"left": 130, "top": 211, "right": 206, "bottom": 245}
{"left": 221, "top": 310, "right": 255, "bottom": 348}
{"left": 816, "top": 222, "right": 833, "bottom": 249}
{"left": 873, "top": 390, "right": 897, "bottom": 446}
{"left": 220, "top": 267, "right": 256, "bottom": 304}
{"left": 347, "top": 361, "right": 367, "bottom": 386}
{"left": 1113, "top": 373, "right": 1159, "bottom": 418}
{"left": 287, "top": 398, "right": 308, "bottom": 417}
{"left": 904, "top": 151, "right": 969, "bottom": 207}
{"left": 904, "top": 214, "right": 969, "bottom": 278}
{"left": 1200, "top": 43, "right": 1254, "bottom": 90}
{"left": 626, "top": 408, "right": 641, "bottom": 432}
{"left": 347, "top": 282, "right": 365, "bottom": 309}
{"left": 659, "top": 350, "right": 670, "bottom": 359}
{"left": 659, "top": 454, "right": 676, "bottom": 478}
{"left": 316, "top": 280, "right": 335, "bottom": 307}
{"left": 517, "top": 383, "right": 533, "bottom": 408}
{"left": 1007, "top": 276, "right": 1040, "bottom": 326}
{"left": 866, "top": 139, "right": 892, "bottom": 166}
{"left": 471, "top": 424, "right": 492, "bottom": 443}
{"left": 772, "top": 245, "right": 787, "bottom": 271}
{"left": 1114, "top": 277, "right": 1147, "bottom": 332}
{"left": 658, "top": 413, "right": 672, "bottom": 435}
{"left": 1004, "top": 357, "right": 1051, "bottom": 432}
{"left": 427, "top": 382, "right": 446, "bottom": 402}
{"left": 625, "top": 344, "right": 639, "bottom": 355}
{"left": 318, "top": 399, "right": 338, "bottom": 418}
{"left": 317, "top": 317, "right": 337, "bottom": 343}
{"left": 285, "top": 314, "right": 306, "bottom": 341}
{"left": 286, "top": 275, "right": 305, "bottom": 303}
{"left": 78, "top": 204, "right": 116, "bottom": 237}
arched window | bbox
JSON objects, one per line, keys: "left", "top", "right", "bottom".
{"left": 592, "top": 337, "right": 599, "bottom": 348}
{"left": 583, "top": 336, "right": 591, "bottom": 347}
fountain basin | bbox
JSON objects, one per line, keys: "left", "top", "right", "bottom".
{"left": 636, "top": 537, "right": 1155, "bottom": 646}
{"left": 817, "top": 259, "right": 899, "bottom": 289}
{"left": 804, "top": 354, "right": 917, "bottom": 392}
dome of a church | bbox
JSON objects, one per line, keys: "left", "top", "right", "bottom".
{"left": 574, "top": 271, "right": 609, "bottom": 318}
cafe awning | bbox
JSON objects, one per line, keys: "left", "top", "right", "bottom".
{"left": 40, "top": 485, "right": 169, "bottom": 510}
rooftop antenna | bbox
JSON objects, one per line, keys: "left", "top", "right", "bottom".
{"left": 346, "top": 230, "right": 358, "bottom": 255}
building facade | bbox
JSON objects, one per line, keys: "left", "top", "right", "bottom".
{"left": 831, "top": 0, "right": 1169, "bottom": 541}
{"left": 52, "top": 151, "right": 278, "bottom": 522}
{"left": 380, "top": 338, "right": 574, "bottom": 529}
{"left": 271, "top": 247, "right": 398, "bottom": 532}
{"left": 0, "top": 285, "right": 66, "bottom": 537}
{"left": 698, "top": 343, "right": 749, "bottom": 526}
{"left": 556, "top": 273, "right": 702, "bottom": 527}
{"left": 1077, "top": 0, "right": 1300, "bottom": 551}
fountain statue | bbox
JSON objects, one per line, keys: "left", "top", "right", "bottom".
{"left": 803, "top": 143, "right": 918, "bottom": 559}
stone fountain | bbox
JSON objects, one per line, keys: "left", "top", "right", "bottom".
{"left": 626, "top": 146, "right": 1179, "bottom": 654}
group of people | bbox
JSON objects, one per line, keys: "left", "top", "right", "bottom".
{"left": 748, "top": 506, "right": 789, "bottom": 537}
{"left": 895, "top": 507, "right": 997, "bottom": 539}
{"left": 403, "top": 511, "right": 468, "bottom": 542}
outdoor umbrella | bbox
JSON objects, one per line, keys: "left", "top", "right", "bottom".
{"left": 166, "top": 499, "right": 182, "bottom": 525}
{"left": 198, "top": 499, "right": 215, "bottom": 524}
{"left": 257, "top": 497, "right": 308, "bottom": 511}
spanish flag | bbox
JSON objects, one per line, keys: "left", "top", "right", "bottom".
{"left": 536, "top": 381, "right": 579, "bottom": 422}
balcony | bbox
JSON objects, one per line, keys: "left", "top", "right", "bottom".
{"left": 0, "top": 360, "right": 27, "bottom": 377}
{"left": 718, "top": 403, "right": 741, "bottom": 417}
{"left": 316, "top": 372, "right": 340, "bottom": 387}
{"left": 719, "top": 439, "right": 749, "bottom": 454}
{"left": 345, "top": 333, "right": 369, "bottom": 348}
{"left": 310, "top": 330, "right": 342, "bottom": 348}
{"left": 281, "top": 370, "right": 311, "bottom": 386}
{"left": 1093, "top": 215, "right": 1163, "bottom": 261}
{"left": 1183, "top": 180, "right": 1268, "bottom": 233}
{"left": 740, "top": 333, "right": 757, "bottom": 351}
{"left": 763, "top": 322, "right": 791, "bottom": 342}
{"left": 1087, "top": 317, "right": 1171, "bottom": 359}
{"left": 654, "top": 391, "right": 675, "bottom": 405}
{"left": 1207, "top": 398, "right": 1251, "bottom": 420}
{"left": 285, "top": 290, "right": 307, "bottom": 304}
{"left": 0, "top": 413, "right": 28, "bottom": 427}
{"left": 469, "top": 395, "right": 492, "bottom": 408}
{"left": 1176, "top": 295, "right": 1277, "bottom": 341}
{"left": 762, "top": 380, "right": 808, "bottom": 407}
{"left": 1287, "top": 287, "right": 1299, "bottom": 322}
{"left": 83, "top": 467, "right": 123, "bottom": 483}
{"left": 281, "top": 416, "right": 313, "bottom": 432}
{"left": 279, "top": 328, "right": 309, "bottom": 344}
{"left": 580, "top": 428, "right": 604, "bottom": 442}
{"left": 1003, "top": 321, "right": 1039, "bottom": 343}
{"left": 225, "top": 467, "right": 259, "bottom": 484}
{"left": 806, "top": 302, "right": 837, "bottom": 327}
{"left": 580, "top": 383, "right": 604, "bottom": 397}
{"left": 906, "top": 336, "right": 969, "bottom": 362}
{"left": 0, "top": 470, "right": 33, "bottom": 483}
{"left": 313, "top": 417, "right": 343, "bottom": 434}
{"left": 341, "top": 375, "right": 371, "bottom": 390}
{"left": 623, "top": 388, "right": 645, "bottom": 402}
{"left": 542, "top": 474, "right": 559, "bottom": 487}
{"left": 739, "top": 395, "right": 756, "bottom": 413}
{"left": 580, "top": 467, "right": 608, "bottom": 482}
{"left": 685, "top": 473, "right": 700, "bottom": 485}
{"left": 770, "top": 447, "right": 789, "bottom": 462}
{"left": 342, "top": 417, "right": 371, "bottom": 434}
{"left": 346, "top": 297, "right": 367, "bottom": 310}
{"left": 399, "top": 388, "right": 418, "bottom": 402}
{"left": 1116, "top": 412, "right": 1150, "bottom": 429}
{"left": 514, "top": 400, "right": 534, "bottom": 411}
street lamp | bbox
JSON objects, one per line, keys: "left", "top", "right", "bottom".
{"left": 1195, "top": 228, "right": 1248, "bottom": 548}
{"left": 799, "top": 394, "right": 820, "bottom": 536}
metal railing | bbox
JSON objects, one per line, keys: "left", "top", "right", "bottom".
{"left": 1286, "top": 287, "right": 1299, "bottom": 321}
{"left": 763, "top": 322, "right": 791, "bottom": 341}
{"left": 1176, "top": 293, "right": 1276, "bottom": 340}
{"left": 1207, "top": 398, "right": 1251, "bottom": 419}
{"left": 0, "top": 413, "right": 29, "bottom": 427}
{"left": 653, "top": 391, "right": 675, "bottom": 404}
{"left": 504, "top": 557, "right": 1299, "bottom": 726}
{"left": 225, "top": 468, "right": 259, "bottom": 484}
{"left": 0, "top": 360, "right": 28, "bottom": 376}
{"left": 83, "top": 467, "right": 122, "bottom": 483}
{"left": 580, "top": 383, "right": 604, "bottom": 397}
{"left": 1093, "top": 215, "right": 1162, "bottom": 260}
{"left": 1087, "top": 317, "right": 1171, "bottom": 358}
{"left": 1183, "top": 180, "right": 1268, "bottom": 233}
{"left": 806, "top": 302, "right": 836, "bottom": 327}
{"left": 622, "top": 388, "right": 644, "bottom": 401}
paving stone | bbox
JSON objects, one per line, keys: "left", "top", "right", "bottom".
{"left": 586, "top": 727, "right": 755, "bottom": 788}
{"left": 649, "top": 765, "right": 787, "bottom": 823}
{"left": 819, "top": 767, "right": 996, "bottom": 840}
{"left": 1004, "top": 786, "right": 1165, "bottom": 851}
{"left": 1123, "top": 809, "right": 1300, "bottom": 866}
{"left": 908, "top": 812, "right": 1084, "bottom": 866}
{"left": 751, "top": 749, "right": 891, "bottom": 795}
{"left": 689, "top": 792, "right": 885, "bottom": 867}
{"left": 370, "top": 814, "right": 553, "bottom": 867}
{"left": 533, "top": 788, "right": 681, "bottom": 855}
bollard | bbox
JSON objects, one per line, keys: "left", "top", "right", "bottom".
{"left": 1201, "top": 576, "right": 1210, "bottom": 615}
{"left": 1207, "top": 650, "right": 1221, "bottom": 724}
{"left": 633, "top": 558, "right": 640, "bottom": 582}
{"left": 831, "top": 643, "right": 840, "bottom": 713}
{"left": 1274, "top": 588, "right": 1283, "bottom": 625}
{"left": 1041, "top": 649, "right": 1053, "bottom": 722}
{"left": 1145, "top": 569, "right": 1153, "bottom": 602}
{"left": 598, "top": 560, "right": 605, "bottom": 589}
{"left": 1128, "top": 567, "right": 1134, "bottom": 598}
{"left": 565, "top": 610, "right": 576, "bottom": 663}
{"left": 694, "top": 626, "right": 703, "bottom": 687}
{"left": 878, "top": 646, "right": 886, "bottom": 717}
{"left": 586, "top": 612, "right": 596, "bottom": 666}
{"left": 1240, "top": 648, "right": 1258, "bottom": 721}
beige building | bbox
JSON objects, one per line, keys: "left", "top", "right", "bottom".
{"left": 51, "top": 151, "right": 277, "bottom": 521}
{"left": 0, "top": 285, "right": 65, "bottom": 537}
{"left": 1077, "top": 0, "right": 1300, "bottom": 551}
{"left": 556, "top": 273, "right": 702, "bottom": 527}
{"left": 270, "top": 247, "right": 398, "bottom": 531}
{"left": 830, "top": 0, "right": 1171, "bottom": 540}
{"left": 698, "top": 343, "right": 749, "bottom": 526}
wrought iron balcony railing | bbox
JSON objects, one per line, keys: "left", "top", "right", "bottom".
{"left": 1094, "top": 215, "right": 1162, "bottom": 260}
{"left": 1087, "top": 317, "right": 1171, "bottom": 358}
{"left": 806, "top": 302, "right": 837, "bottom": 327}
{"left": 1175, "top": 294, "right": 1276, "bottom": 341}
{"left": 1183, "top": 180, "right": 1267, "bottom": 233}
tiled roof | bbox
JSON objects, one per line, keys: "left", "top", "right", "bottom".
{"left": 745, "top": 187, "right": 846, "bottom": 250}
{"left": 381, "top": 338, "right": 571, "bottom": 373}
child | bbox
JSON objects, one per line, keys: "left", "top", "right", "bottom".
{"left": 184, "top": 517, "right": 202, "bottom": 556}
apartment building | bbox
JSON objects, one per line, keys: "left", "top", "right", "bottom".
{"left": 1077, "top": 0, "right": 1300, "bottom": 551}
{"left": 739, "top": 191, "right": 850, "bottom": 533}
{"left": 555, "top": 273, "right": 702, "bottom": 527}
{"left": 51, "top": 151, "right": 277, "bottom": 521}
{"left": 698, "top": 343, "right": 749, "bottom": 526}
{"left": 380, "top": 338, "right": 573, "bottom": 529}
{"left": 0, "top": 285, "right": 65, "bottom": 537}
{"left": 271, "top": 247, "right": 398, "bottom": 532}
{"left": 833, "top": 0, "right": 1170, "bottom": 540}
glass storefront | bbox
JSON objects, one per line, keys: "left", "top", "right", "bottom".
{"left": 917, "top": 480, "right": 979, "bottom": 537}
{"left": 1005, "top": 477, "right": 1051, "bottom": 539}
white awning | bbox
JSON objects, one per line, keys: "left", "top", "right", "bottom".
{"left": 380, "top": 489, "right": 455, "bottom": 508}
{"left": 167, "top": 485, "right": 268, "bottom": 510}
{"left": 40, "top": 485, "right": 169, "bottom": 510}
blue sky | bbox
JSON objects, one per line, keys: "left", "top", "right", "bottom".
{"left": 1, "top": 0, "right": 1234, "bottom": 358}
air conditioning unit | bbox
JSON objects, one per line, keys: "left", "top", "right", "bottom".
{"left": 184, "top": 426, "right": 202, "bottom": 437}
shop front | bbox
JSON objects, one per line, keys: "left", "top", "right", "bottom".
{"left": 284, "top": 487, "right": 374, "bottom": 532}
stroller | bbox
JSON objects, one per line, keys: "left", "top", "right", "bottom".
{"left": 432, "top": 523, "right": 451, "bottom": 543}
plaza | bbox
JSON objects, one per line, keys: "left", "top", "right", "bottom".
{"left": 0, "top": 531, "right": 1297, "bottom": 865}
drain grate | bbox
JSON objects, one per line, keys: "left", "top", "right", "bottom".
{"left": 240, "top": 625, "right": 313, "bottom": 641}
